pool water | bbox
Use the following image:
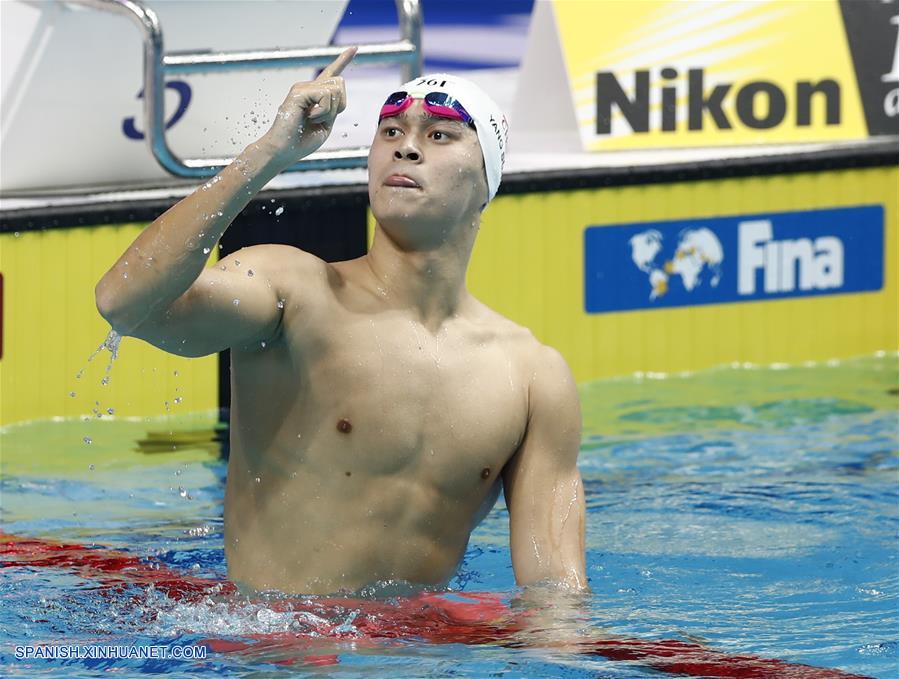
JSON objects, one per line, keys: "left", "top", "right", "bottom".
{"left": 1, "top": 355, "right": 897, "bottom": 677}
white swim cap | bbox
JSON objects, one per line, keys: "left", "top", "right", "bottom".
{"left": 393, "top": 74, "right": 509, "bottom": 202}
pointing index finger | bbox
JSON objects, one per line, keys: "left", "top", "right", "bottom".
{"left": 317, "top": 46, "right": 357, "bottom": 80}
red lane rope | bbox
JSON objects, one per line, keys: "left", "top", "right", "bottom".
{"left": 0, "top": 532, "right": 870, "bottom": 678}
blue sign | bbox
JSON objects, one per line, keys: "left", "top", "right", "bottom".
{"left": 584, "top": 205, "right": 884, "bottom": 313}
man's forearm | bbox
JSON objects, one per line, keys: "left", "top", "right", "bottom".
{"left": 95, "top": 140, "right": 284, "bottom": 334}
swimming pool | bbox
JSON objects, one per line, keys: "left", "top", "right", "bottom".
{"left": 2, "top": 354, "right": 896, "bottom": 677}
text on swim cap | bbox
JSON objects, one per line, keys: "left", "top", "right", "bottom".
{"left": 414, "top": 78, "right": 449, "bottom": 88}
{"left": 489, "top": 114, "right": 508, "bottom": 169}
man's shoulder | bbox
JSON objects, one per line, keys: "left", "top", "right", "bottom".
{"left": 229, "top": 244, "right": 339, "bottom": 296}
{"left": 473, "top": 301, "right": 576, "bottom": 385}
{"left": 467, "top": 300, "right": 536, "bottom": 345}
{"left": 466, "top": 300, "right": 564, "bottom": 369}
{"left": 232, "top": 243, "right": 328, "bottom": 273}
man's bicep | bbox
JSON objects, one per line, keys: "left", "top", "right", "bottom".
{"left": 503, "top": 346, "right": 586, "bottom": 589}
{"left": 129, "top": 245, "right": 295, "bottom": 357}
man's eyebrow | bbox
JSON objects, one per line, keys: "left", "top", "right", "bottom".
{"left": 382, "top": 111, "right": 467, "bottom": 129}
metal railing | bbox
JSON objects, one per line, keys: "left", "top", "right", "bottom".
{"left": 69, "top": 0, "right": 422, "bottom": 177}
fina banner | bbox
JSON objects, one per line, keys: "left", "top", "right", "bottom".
{"left": 515, "top": 0, "right": 899, "bottom": 151}
{"left": 583, "top": 206, "right": 885, "bottom": 313}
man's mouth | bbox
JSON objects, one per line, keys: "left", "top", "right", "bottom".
{"left": 384, "top": 174, "right": 422, "bottom": 188}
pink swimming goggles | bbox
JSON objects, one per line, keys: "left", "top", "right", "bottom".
{"left": 378, "top": 91, "right": 475, "bottom": 126}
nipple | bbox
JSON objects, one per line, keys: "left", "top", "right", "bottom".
{"left": 481, "top": 467, "right": 491, "bottom": 479}
{"left": 337, "top": 419, "right": 352, "bottom": 433}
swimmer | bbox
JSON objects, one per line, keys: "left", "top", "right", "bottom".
{"left": 95, "top": 47, "right": 586, "bottom": 595}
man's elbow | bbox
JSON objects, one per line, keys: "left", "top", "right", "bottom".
{"left": 95, "top": 281, "right": 139, "bottom": 336}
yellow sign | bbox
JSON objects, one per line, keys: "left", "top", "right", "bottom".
{"left": 521, "top": 0, "right": 898, "bottom": 151}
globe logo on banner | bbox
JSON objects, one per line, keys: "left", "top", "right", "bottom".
{"left": 629, "top": 228, "right": 724, "bottom": 301}
{"left": 584, "top": 206, "right": 884, "bottom": 314}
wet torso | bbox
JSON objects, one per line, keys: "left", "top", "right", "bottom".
{"left": 223, "top": 253, "right": 534, "bottom": 594}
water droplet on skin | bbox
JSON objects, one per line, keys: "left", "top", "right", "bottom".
{"left": 84, "top": 438, "right": 93, "bottom": 445}
{"left": 122, "top": 272, "right": 128, "bottom": 278}
{"left": 234, "top": 259, "right": 240, "bottom": 267}
{"left": 232, "top": 298, "right": 240, "bottom": 306}
{"left": 275, "top": 206, "right": 285, "bottom": 216}
{"left": 276, "top": 299, "right": 285, "bottom": 309}
{"left": 247, "top": 269, "right": 254, "bottom": 277}
{"left": 255, "top": 477, "right": 261, "bottom": 484}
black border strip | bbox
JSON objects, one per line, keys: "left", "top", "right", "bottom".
{"left": 499, "top": 140, "right": 899, "bottom": 194}
{"left": 1, "top": 141, "right": 897, "bottom": 233}
{"left": 0, "top": 184, "right": 371, "bottom": 233}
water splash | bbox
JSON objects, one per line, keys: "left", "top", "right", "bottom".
{"left": 79, "top": 330, "right": 122, "bottom": 392}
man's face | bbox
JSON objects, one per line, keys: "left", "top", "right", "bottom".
{"left": 368, "top": 99, "right": 488, "bottom": 243}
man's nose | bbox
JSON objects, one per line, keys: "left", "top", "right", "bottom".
{"left": 394, "top": 141, "right": 420, "bottom": 162}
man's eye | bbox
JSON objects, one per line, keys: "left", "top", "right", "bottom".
{"left": 384, "top": 127, "right": 401, "bottom": 137}
{"left": 432, "top": 130, "right": 452, "bottom": 141}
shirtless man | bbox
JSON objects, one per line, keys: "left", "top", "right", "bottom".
{"left": 95, "top": 48, "right": 586, "bottom": 596}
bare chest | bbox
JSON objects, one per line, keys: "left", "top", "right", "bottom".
{"left": 290, "top": 314, "right": 529, "bottom": 493}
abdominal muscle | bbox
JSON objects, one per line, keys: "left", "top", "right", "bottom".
{"left": 223, "top": 460, "right": 493, "bottom": 594}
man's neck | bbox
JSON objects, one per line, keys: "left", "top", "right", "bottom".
{"left": 365, "top": 218, "right": 479, "bottom": 332}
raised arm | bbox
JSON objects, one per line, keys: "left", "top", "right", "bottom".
{"left": 94, "top": 47, "right": 356, "bottom": 354}
{"left": 502, "top": 344, "right": 587, "bottom": 590}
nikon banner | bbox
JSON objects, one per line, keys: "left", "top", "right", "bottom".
{"left": 514, "top": 0, "right": 899, "bottom": 151}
